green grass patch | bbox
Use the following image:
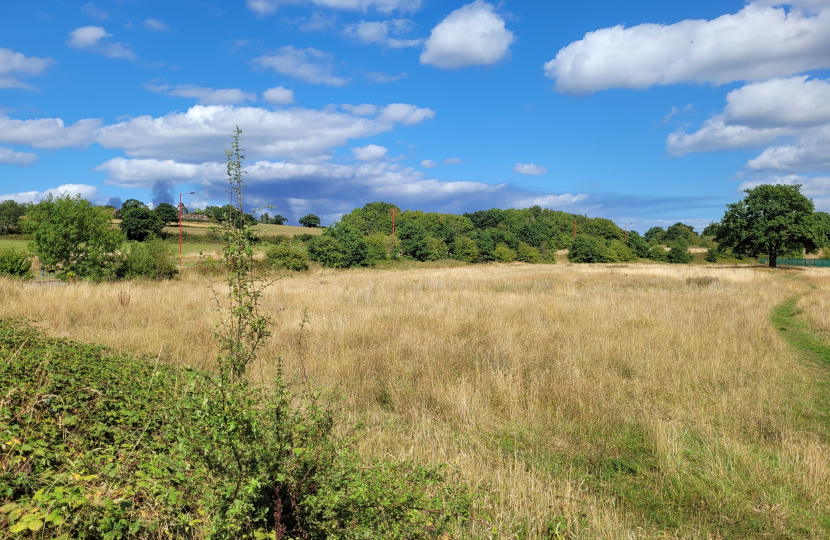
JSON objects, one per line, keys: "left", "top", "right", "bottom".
{"left": 0, "top": 240, "right": 28, "bottom": 252}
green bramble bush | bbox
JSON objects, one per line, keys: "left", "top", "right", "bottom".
{"left": 0, "top": 249, "right": 32, "bottom": 279}
{"left": 266, "top": 243, "right": 310, "bottom": 271}
{"left": 119, "top": 237, "right": 179, "bottom": 279}
{"left": 667, "top": 241, "right": 693, "bottom": 264}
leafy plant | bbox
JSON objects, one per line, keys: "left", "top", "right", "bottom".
{"left": 451, "top": 235, "right": 479, "bottom": 263}
{"left": 120, "top": 206, "right": 165, "bottom": 241}
{"left": 25, "top": 194, "right": 124, "bottom": 280}
{"left": 119, "top": 237, "right": 179, "bottom": 279}
{"left": 0, "top": 248, "right": 32, "bottom": 278}
{"left": 299, "top": 214, "right": 321, "bottom": 228}
{"left": 266, "top": 243, "right": 310, "bottom": 271}
{"left": 516, "top": 241, "right": 541, "bottom": 263}
{"left": 667, "top": 241, "right": 693, "bottom": 264}
{"left": 568, "top": 235, "right": 603, "bottom": 263}
{"left": 705, "top": 248, "right": 719, "bottom": 263}
{"left": 648, "top": 245, "right": 668, "bottom": 262}
{"left": 494, "top": 243, "right": 516, "bottom": 262}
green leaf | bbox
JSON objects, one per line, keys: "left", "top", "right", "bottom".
{"left": 9, "top": 523, "right": 27, "bottom": 533}
{"left": 28, "top": 519, "right": 44, "bottom": 532}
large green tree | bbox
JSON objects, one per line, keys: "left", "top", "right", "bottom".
{"left": 26, "top": 194, "right": 124, "bottom": 279}
{"left": 716, "top": 184, "right": 826, "bottom": 268}
{"left": 0, "top": 200, "right": 28, "bottom": 234}
{"left": 154, "top": 202, "right": 179, "bottom": 224}
{"left": 120, "top": 206, "right": 165, "bottom": 241}
{"left": 299, "top": 214, "right": 321, "bottom": 228}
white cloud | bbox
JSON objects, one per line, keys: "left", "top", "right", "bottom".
{"left": 96, "top": 103, "right": 435, "bottom": 162}
{"left": 0, "top": 115, "right": 101, "bottom": 149}
{"left": 253, "top": 46, "right": 349, "bottom": 86}
{"left": 145, "top": 83, "right": 257, "bottom": 105}
{"left": 745, "top": 126, "right": 830, "bottom": 172}
{"left": 721, "top": 76, "right": 830, "bottom": 128}
{"left": 421, "top": 159, "right": 437, "bottom": 168}
{"left": 0, "top": 147, "right": 38, "bottom": 166}
{"left": 0, "top": 184, "right": 99, "bottom": 204}
{"left": 247, "top": 0, "right": 422, "bottom": 16}
{"left": 82, "top": 3, "right": 107, "bottom": 21}
{"left": 666, "top": 76, "right": 830, "bottom": 171}
{"left": 144, "top": 19, "right": 169, "bottom": 32}
{"left": 351, "top": 144, "right": 388, "bottom": 161}
{"left": 378, "top": 103, "right": 435, "bottom": 125}
{"left": 667, "top": 118, "right": 791, "bottom": 156}
{"left": 661, "top": 104, "right": 693, "bottom": 124}
{"left": 365, "top": 71, "right": 408, "bottom": 83}
{"left": 0, "top": 48, "right": 54, "bottom": 90}
{"left": 67, "top": 26, "right": 136, "bottom": 60}
{"left": 293, "top": 11, "right": 338, "bottom": 32}
{"left": 544, "top": 3, "right": 830, "bottom": 94}
{"left": 263, "top": 86, "right": 295, "bottom": 104}
{"left": 341, "top": 103, "right": 378, "bottom": 116}
{"left": 420, "top": 1, "right": 515, "bottom": 69}
{"left": 513, "top": 193, "right": 589, "bottom": 208}
{"left": 513, "top": 163, "right": 547, "bottom": 175}
{"left": 443, "top": 157, "right": 462, "bottom": 165}
{"left": 343, "top": 19, "right": 422, "bottom": 48}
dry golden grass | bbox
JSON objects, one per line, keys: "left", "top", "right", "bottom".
{"left": 1, "top": 263, "right": 828, "bottom": 538}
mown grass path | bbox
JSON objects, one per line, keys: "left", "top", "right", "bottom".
{"left": 771, "top": 278, "right": 830, "bottom": 365}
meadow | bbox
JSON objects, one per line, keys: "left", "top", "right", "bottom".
{"left": 1, "top": 262, "right": 829, "bottom": 538}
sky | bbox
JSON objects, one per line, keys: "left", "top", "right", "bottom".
{"left": 1, "top": 1, "right": 830, "bottom": 232}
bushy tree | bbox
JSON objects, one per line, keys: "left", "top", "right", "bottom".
{"left": 648, "top": 245, "right": 668, "bottom": 262}
{"left": 26, "top": 194, "right": 124, "bottom": 279}
{"left": 328, "top": 223, "right": 368, "bottom": 266}
{"left": 119, "top": 238, "right": 178, "bottom": 279}
{"left": 665, "top": 222, "right": 697, "bottom": 245}
{"left": 115, "top": 198, "right": 146, "bottom": 218}
{"left": 702, "top": 222, "right": 720, "bottom": 238}
{"left": 494, "top": 243, "right": 516, "bottom": 262}
{"left": 120, "top": 206, "right": 165, "bottom": 241}
{"left": 644, "top": 226, "right": 665, "bottom": 243}
{"left": 625, "top": 231, "right": 650, "bottom": 258}
{"left": 568, "top": 235, "right": 604, "bottom": 263}
{"left": 516, "top": 242, "right": 542, "bottom": 263}
{"left": 705, "top": 248, "right": 719, "bottom": 263}
{"left": 0, "top": 200, "right": 28, "bottom": 234}
{"left": 307, "top": 235, "right": 344, "bottom": 268}
{"left": 716, "top": 184, "right": 826, "bottom": 267}
{"left": 604, "top": 240, "right": 637, "bottom": 262}
{"left": 365, "top": 234, "right": 390, "bottom": 262}
{"left": 667, "top": 241, "right": 693, "bottom": 264}
{"left": 451, "top": 236, "right": 479, "bottom": 263}
{"left": 259, "top": 213, "right": 287, "bottom": 225}
{"left": 266, "top": 243, "right": 309, "bottom": 271}
{"left": 154, "top": 202, "right": 179, "bottom": 224}
{"left": 340, "top": 201, "right": 400, "bottom": 236}
{"left": 299, "top": 214, "right": 321, "bottom": 228}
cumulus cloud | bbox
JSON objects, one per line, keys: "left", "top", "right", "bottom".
{"left": 0, "top": 183, "right": 99, "bottom": 204}
{"left": 262, "top": 86, "right": 295, "bottom": 104}
{"left": 341, "top": 103, "right": 378, "bottom": 116}
{"left": 0, "top": 115, "right": 101, "bottom": 149}
{"left": 0, "top": 147, "right": 38, "bottom": 166}
{"left": 721, "top": 76, "right": 830, "bottom": 128}
{"left": 443, "top": 157, "right": 462, "bottom": 165}
{"left": 513, "top": 163, "right": 547, "bottom": 175}
{"left": 421, "top": 159, "right": 437, "bottom": 168}
{"left": 420, "top": 1, "right": 515, "bottom": 69}
{"left": 0, "top": 48, "right": 54, "bottom": 90}
{"left": 67, "top": 26, "right": 136, "bottom": 60}
{"left": 351, "top": 144, "right": 388, "bottom": 161}
{"left": 544, "top": 3, "right": 830, "bottom": 94}
{"left": 343, "top": 19, "right": 422, "bottom": 48}
{"left": 145, "top": 82, "right": 257, "bottom": 105}
{"left": 144, "top": 19, "right": 169, "bottom": 32}
{"left": 253, "top": 46, "right": 349, "bottom": 86}
{"left": 666, "top": 76, "right": 830, "bottom": 174}
{"left": 745, "top": 126, "right": 830, "bottom": 172}
{"left": 247, "top": 0, "right": 422, "bottom": 16}
{"left": 96, "top": 103, "right": 434, "bottom": 162}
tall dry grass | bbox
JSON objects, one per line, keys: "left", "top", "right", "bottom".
{"left": 1, "top": 263, "right": 828, "bottom": 538}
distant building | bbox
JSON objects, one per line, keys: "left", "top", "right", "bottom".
{"left": 182, "top": 213, "right": 210, "bottom": 222}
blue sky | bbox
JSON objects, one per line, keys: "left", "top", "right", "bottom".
{"left": 2, "top": 0, "right": 830, "bottom": 232}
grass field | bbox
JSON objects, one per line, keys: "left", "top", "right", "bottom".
{"left": 2, "top": 263, "right": 829, "bottom": 538}
{"left": 0, "top": 239, "right": 28, "bottom": 251}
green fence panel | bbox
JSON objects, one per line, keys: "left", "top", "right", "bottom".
{"left": 759, "top": 257, "right": 830, "bottom": 267}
